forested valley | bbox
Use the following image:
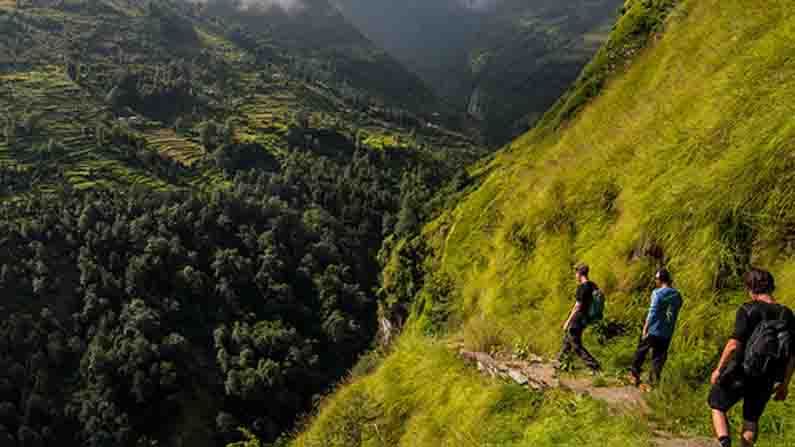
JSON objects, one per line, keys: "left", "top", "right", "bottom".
{"left": 0, "top": 0, "right": 484, "bottom": 445}
{"left": 0, "top": 146, "right": 468, "bottom": 446}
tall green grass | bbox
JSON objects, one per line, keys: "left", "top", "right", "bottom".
{"left": 294, "top": 333, "right": 650, "bottom": 447}
{"left": 292, "top": 0, "right": 795, "bottom": 445}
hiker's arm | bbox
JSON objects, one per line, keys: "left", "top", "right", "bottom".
{"left": 643, "top": 291, "right": 660, "bottom": 339}
{"left": 775, "top": 356, "right": 795, "bottom": 401}
{"left": 711, "top": 339, "right": 741, "bottom": 385}
{"left": 711, "top": 306, "right": 750, "bottom": 385}
{"left": 563, "top": 302, "right": 582, "bottom": 330}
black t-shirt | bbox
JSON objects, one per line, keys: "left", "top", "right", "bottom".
{"left": 724, "top": 301, "right": 795, "bottom": 382}
{"left": 572, "top": 281, "right": 596, "bottom": 329}
{"left": 731, "top": 301, "right": 795, "bottom": 343}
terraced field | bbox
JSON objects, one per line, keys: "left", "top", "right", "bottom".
{"left": 144, "top": 129, "right": 205, "bottom": 166}
{"left": 0, "top": 0, "right": 483, "bottom": 202}
{"left": 0, "top": 66, "right": 182, "bottom": 193}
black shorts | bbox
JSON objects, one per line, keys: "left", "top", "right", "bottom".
{"left": 708, "top": 375, "right": 775, "bottom": 423}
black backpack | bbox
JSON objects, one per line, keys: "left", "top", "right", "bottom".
{"left": 585, "top": 288, "right": 605, "bottom": 325}
{"left": 743, "top": 305, "right": 794, "bottom": 379}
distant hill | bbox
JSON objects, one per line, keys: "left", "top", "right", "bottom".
{"left": 198, "top": 0, "right": 442, "bottom": 113}
{"left": 335, "top": 0, "right": 622, "bottom": 144}
{"left": 332, "top": 0, "right": 481, "bottom": 98}
{"left": 0, "top": 0, "right": 479, "bottom": 196}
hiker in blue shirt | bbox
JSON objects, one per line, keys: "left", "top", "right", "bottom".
{"left": 629, "top": 268, "right": 683, "bottom": 389}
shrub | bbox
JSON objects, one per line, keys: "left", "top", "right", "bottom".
{"left": 462, "top": 314, "right": 505, "bottom": 353}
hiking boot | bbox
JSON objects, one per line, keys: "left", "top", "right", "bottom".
{"left": 639, "top": 383, "right": 653, "bottom": 393}
{"left": 627, "top": 371, "right": 641, "bottom": 387}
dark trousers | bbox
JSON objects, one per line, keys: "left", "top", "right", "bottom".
{"left": 631, "top": 335, "right": 672, "bottom": 384}
{"left": 558, "top": 325, "right": 601, "bottom": 371}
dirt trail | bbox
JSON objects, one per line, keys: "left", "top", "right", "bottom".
{"left": 458, "top": 349, "right": 714, "bottom": 447}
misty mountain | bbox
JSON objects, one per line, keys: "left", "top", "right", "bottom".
{"left": 195, "top": 0, "right": 442, "bottom": 112}
{"left": 334, "top": 0, "right": 623, "bottom": 143}
{"left": 333, "top": 0, "right": 482, "bottom": 99}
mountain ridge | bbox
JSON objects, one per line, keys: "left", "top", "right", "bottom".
{"left": 334, "top": 0, "right": 623, "bottom": 144}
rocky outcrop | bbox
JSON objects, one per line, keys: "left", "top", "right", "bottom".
{"left": 460, "top": 350, "right": 557, "bottom": 391}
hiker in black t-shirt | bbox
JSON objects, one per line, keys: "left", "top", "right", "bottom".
{"left": 557, "top": 264, "right": 601, "bottom": 372}
{"left": 708, "top": 268, "right": 795, "bottom": 447}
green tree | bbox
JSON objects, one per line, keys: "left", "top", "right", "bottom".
{"left": 295, "top": 111, "right": 311, "bottom": 129}
{"left": 174, "top": 117, "right": 184, "bottom": 134}
{"left": 4, "top": 116, "right": 15, "bottom": 147}
{"left": 95, "top": 124, "right": 106, "bottom": 146}
{"left": 22, "top": 112, "right": 43, "bottom": 137}
{"left": 201, "top": 120, "right": 219, "bottom": 150}
{"left": 223, "top": 118, "right": 236, "bottom": 145}
{"left": 66, "top": 60, "right": 79, "bottom": 82}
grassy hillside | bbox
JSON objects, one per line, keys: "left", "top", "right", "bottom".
{"left": 292, "top": 0, "right": 795, "bottom": 445}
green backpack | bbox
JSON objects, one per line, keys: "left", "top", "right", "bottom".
{"left": 586, "top": 288, "right": 606, "bottom": 325}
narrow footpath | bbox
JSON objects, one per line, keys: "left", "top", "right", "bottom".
{"left": 458, "top": 349, "right": 715, "bottom": 447}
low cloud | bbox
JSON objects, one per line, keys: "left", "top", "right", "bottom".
{"left": 240, "top": 0, "right": 305, "bottom": 12}
{"left": 458, "top": 0, "right": 500, "bottom": 12}
{"left": 190, "top": 0, "right": 306, "bottom": 14}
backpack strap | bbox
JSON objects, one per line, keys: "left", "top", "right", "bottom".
{"left": 778, "top": 304, "right": 790, "bottom": 321}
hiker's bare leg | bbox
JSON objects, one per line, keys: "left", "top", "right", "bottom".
{"left": 740, "top": 421, "right": 758, "bottom": 447}
{"left": 712, "top": 409, "right": 730, "bottom": 439}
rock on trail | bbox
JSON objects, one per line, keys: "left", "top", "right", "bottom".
{"left": 459, "top": 350, "right": 558, "bottom": 391}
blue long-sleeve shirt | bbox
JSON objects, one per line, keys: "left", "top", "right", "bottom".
{"left": 646, "top": 287, "right": 683, "bottom": 339}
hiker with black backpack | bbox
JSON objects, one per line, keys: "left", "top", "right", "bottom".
{"left": 628, "top": 268, "right": 683, "bottom": 390}
{"left": 557, "top": 264, "right": 603, "bottom": 373}
{"left": 709, "top": 268, "right": 795, "bottom": 447}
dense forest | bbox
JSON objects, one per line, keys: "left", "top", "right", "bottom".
{"left": 0, "top": 144, "right": 463, "bottom": 446}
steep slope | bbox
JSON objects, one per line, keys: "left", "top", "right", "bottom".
{"left": 293, "top": 0, "right": 795, "bottom": 445}
{"left": 335, "top": 0, "right": 622, "bottom": 144}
